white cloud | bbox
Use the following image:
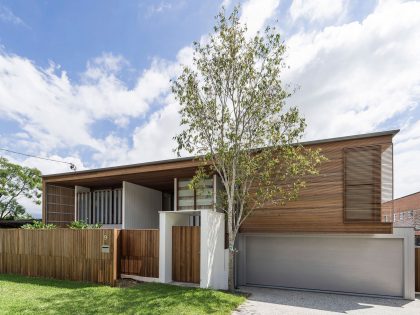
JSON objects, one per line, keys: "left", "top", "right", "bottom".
{"left": 240, "top": 0, "right": 280, "bottom": 36}
{"left": 0, "top": 51, "right": 182, "bottom": 160}
{"left": 144, "top": 1, "right": 178, "bottom": 17}
{"left": 283, "top": 0, "right": 420, "bottom": 197}
{"left": 285, "top": 0, "right": 420, "bottom": 138}
{"left": 0, "top": 5, "right": 26, "bottom": 26}
{"left": 290, "top": 0, "right": 347, "bottom": 23}
{"left": 221, "top": 0, "right": 232, "bottom": 8}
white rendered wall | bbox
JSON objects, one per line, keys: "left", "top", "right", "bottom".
{"left": 158, "top": 210, "right": 228, "bottom": 290}
{"left": 122, "top": 181, "right": 162, "bottom": 229}
{"left": 200, "top": 210, "right": 228, "bottom": 290}
{"left": 159, "top": 212, "right": 190, "bottom": 283}
{"left": 394, "top": 227, "right": 415, "bottom": 299}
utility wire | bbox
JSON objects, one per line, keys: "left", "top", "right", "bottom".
{"left": 0, "top": 148, "right": 77, "bottom": 171}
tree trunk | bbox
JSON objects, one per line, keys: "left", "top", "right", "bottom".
{"left": 227, "top": 199, "right": 235, "bottom": 292}
{"left": 228, "top": 237, "right": 235, "bottom": 292}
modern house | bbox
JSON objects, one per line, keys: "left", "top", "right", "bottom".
{"left": 41, "top": 129, "right": 416, "bottom": 299}
{"left": 388, "top": 191, "right": 420, "bottom": 245}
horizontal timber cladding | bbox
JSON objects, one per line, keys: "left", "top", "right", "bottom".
{"left": 0, "top": 229, "right": 117, "bottom": 285}
{"left": 46, "top": 185, "right": 75, "bottom": 227}
{"left": 120, "top": 229, "right": 159, "bottom": 278}
{"left": 241, "top": 135, "right": 394, "bottom": 233}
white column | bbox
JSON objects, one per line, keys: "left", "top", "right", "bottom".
{"left": 394, "top": 227, "right": 415, "bottom": 299}
{"left": 200, "top": 209, "right": 228, "bottom": 290}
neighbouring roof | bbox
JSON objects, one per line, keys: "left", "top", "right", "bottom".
{"left": 42, "top": 129, "right": 399, "bottom": 179}
{"left": 392, "top": 191, "right": 420, "bottom": 202}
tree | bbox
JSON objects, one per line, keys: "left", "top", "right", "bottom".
{"left": 0, "top": 157, "right": 42, "bottom": 220}
{"left": 172, "top": 7, "right": 325, "bottom": 291}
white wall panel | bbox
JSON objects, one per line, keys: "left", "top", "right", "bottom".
{"left": 123, "top": 181, "right": 162, "bottom": 229}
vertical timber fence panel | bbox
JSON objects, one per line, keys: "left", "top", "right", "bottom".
{"left": 120, "top": 229, "right": 159, "bottom": 278}
{"left": 0, "top": 229, "right": 118, "bottom": 285}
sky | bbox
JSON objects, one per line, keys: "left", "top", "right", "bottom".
{"left": 0, "top": 0, "right": 419, "bottom": 217}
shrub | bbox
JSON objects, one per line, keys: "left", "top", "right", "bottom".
{"left": 68, "top": 220, "right": 102, "bottom": 229}
{"left": 21, "top": 221, "right": 57, "bottom": 230}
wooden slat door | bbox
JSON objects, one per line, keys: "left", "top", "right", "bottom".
{"left": 120, "top": 229, "right": 159, "bottom": 278}
{"left": 172, "top": 226, "right": 200, "bottom": 284}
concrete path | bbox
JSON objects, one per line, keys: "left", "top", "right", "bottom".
{"left": 233, "top": 286, "right": 420, "bottom": 315}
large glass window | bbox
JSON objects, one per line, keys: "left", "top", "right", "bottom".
{"left": 177, "top": 178, "right": 214, "bottom": 210}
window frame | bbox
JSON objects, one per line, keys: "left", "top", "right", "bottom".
{"left": 177, "top": 177, "right": 214, "bottom": 211}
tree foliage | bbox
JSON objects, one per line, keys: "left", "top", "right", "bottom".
{"left": 0, "top": 157, "right": 42, "bottom": 220}
{"left": 172, "top": 7, "right": 325, "bottom": 291}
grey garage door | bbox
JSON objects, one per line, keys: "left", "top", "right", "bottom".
{"left": 238, "top": 235, "right": 404, "bottom": 297}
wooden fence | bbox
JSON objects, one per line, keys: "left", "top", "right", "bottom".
{"left": 0, "top": 229, "right": 118, "bottom": 285}
{"left": 416, "top": 247, "right": 420, "bottom": 292}
{"left": 172, "top": 226, "right": 200, "bottom": 284}
{"left": 120, "top": 229, "right": 159, "bottom": 278}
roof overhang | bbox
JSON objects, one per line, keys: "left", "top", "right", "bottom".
{"left": 42, "top": 129, "right": 399, "bottom": 190}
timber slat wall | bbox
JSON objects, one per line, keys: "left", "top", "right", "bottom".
{"left": 241, "top": 135, "right": 394, "bottom": 234}
{"left": 416, "top": 247, "right": 420, "bottom": 292}
{"left": 172, "top": 226, "right": 200, "bottom": 284}
{"left": 120, "top": 229, "right": 159, "bottom": 278}
{"left": 0, "top": 229, "right": 116, "bottom": 285}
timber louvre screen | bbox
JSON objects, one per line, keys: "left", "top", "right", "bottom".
{"left": 46, "top": 185, "right": 75, "bottom": 226}
{"left": 76, "top": 188, "right": 122, "bottom": 224}
{"left": 344, "top": 146, "right": 381, "bottom": 221}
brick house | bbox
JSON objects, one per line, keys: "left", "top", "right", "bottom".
{"left": 387, "top": 191, "right": 420, "bottom": 245}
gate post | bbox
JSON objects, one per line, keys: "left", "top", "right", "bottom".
{"left": 112, "top": 229, "right": 121, "bottom": 286}
{"left": 159, "top": 212, "right": 190, "bottom": 283}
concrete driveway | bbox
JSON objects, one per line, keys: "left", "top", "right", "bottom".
{"left": 233, "top": 286, "right": 420, "bottom": 315}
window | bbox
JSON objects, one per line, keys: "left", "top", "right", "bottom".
{"left": 400, "top": 213, "right": 404, "bottom": 220}
{"left": 344, "top": 146, "right": 381, "bottom": 221}
{"left": 408, "top": 210, "right": 413, "bottom": 220}
{"left": 177, "top": 178, "right": 214, "bottom": 210}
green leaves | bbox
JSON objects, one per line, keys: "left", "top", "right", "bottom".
{"left": 68, "top": 220, "right": 103, "bottom": 229}
{"left": 21, "top": 221, "right": 56, "bottom": 230}
{"left": 0, "top": 157, "right": 42, "bottom": 220}
{"left": 172, "top": 5, "right": 325, "bottom": 247}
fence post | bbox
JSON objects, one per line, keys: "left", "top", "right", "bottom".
{"left": 112, "top": 229, "right": 121, "bottom": 286}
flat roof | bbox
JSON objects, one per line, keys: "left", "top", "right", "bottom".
{"left": 42, "top": 129, "right": 399, "bottom": 179}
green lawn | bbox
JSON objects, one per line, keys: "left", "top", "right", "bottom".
{"left": 0, "top": 274, "right": 245, "bottom": 315}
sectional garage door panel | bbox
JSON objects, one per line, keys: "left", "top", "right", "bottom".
{"left": 240, "top": 235, "right": 404, "bottom": 297}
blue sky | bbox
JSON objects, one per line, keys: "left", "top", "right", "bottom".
{"left": 0, "top": 0, "right": 420, "bottom": 217}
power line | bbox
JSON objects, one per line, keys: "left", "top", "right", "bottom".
{"left": 0, "top": 148, "right": 77, "bottom": 171}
